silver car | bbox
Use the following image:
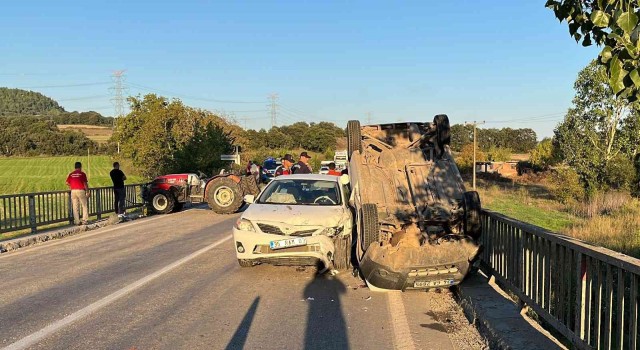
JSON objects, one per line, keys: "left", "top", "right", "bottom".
{"left": 233, "top": 174, "right": 353, "bottom": 271}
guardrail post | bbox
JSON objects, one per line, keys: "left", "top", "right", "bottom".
{"left": 67, "top": 191, "right": 74, "bottom": 225}
{"left": 575, "top": 252, "right": 586, "bottom": 341}
{"left": 96, "top": 189, "right": 102, "bottom": 220}
{"left": 28, "top": 194, "right": 36, "bottom": 234}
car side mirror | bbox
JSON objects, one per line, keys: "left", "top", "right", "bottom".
{"left": 339, "top": 174, "right": 350, "bottom": 185}
{"left": 244, "top": 194, "right": 255, "bottom": 204}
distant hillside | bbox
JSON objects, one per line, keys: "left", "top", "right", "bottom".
{"left": 0, "top": 87, "right": 65, "bottom": 116}
{"left": 0, "top": 87, "right": 114, "bottom": 126}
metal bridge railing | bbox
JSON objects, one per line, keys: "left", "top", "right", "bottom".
{"left": 480, "top": 209, "right": 640, "bottom": 350}
{"left": 0, "top": 184, "right": 145, "bottom": 235}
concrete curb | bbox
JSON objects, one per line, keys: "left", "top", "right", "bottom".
{"left": 453, "top": 271, "right": 567, "bottom": 350}
{"left": 0, "top": 214, "right": 144, "bottom": 254}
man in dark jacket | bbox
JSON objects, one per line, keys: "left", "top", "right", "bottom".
{"left": 110, "top": 162, "right": 127, "bottom": 218}
{"left": 275, "top": 154, "right": 294, "bottom": 177}
{"left": 292, "top": 152, "right": 313, "bottom": 174}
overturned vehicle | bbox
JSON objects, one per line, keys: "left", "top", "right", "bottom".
{"left": 347, "top": 115, "right": 482, "bottom": 290}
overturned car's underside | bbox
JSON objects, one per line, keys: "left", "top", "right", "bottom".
{"left": 348, "top": 115, "right": 482, "bottom": 290}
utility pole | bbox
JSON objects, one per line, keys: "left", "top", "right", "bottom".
{"left": 366, "top": 112, "right": 372, "bottom": 124}
{"left": 464, "top": 120, "right": 485, "bottom": 190}
{"left": 110, "top": 70, "right": 127, "bottom": 154}
{"left": 268, "top": 93, "right": 278, "bottom": 128}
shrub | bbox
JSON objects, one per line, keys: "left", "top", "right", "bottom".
{"left": 486, "top": 146, "right": 512, "bottom": 162}
{"left": 530, "top": 138, "right": 560, "bottom": 169}
{"left": 456, "top": 143, "right": 485, "bottom": 173}
{"left": 604, "top": 154, "right": 636, "bottom": 190}
{"left": 550, "top": 167, "right": 585, "bottom": 203}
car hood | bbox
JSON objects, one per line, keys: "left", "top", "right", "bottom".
{"left": 242, "top": 204, "right": 347, "bottom": 227}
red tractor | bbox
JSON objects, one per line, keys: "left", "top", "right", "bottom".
{"left": 142, "top": 173, "right": 260, "bottom": 215}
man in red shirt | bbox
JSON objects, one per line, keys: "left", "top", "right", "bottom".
{"left": 66, "top": 162, "right": 90, "bottom": 225}
{"left": 327, "top": 162, "right": 342, "bottom": 176}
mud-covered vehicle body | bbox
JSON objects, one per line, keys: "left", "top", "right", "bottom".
{"left": 347, "top": 115, "right": 482, "bottom": 290}
{"left": 142, "top": 173, "right": 260, "bottom": 215}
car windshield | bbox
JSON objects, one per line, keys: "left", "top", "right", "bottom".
{"left": 257, "top": 179, "right": 341, "bottom": 206}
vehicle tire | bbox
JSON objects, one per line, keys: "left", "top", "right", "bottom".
{"left": 238, "top": 259, "right": 254, "bottom": 267}
{"left": 361, "top": 203, "right": 380, "bottom": 251}
{"left": 207, "top": 177, "right": 244, "bottom": 214}
{"left": 433, "top": 114, "right": 451, "bottom": 147}
{"left": 347, "top": 120, "right": 363, "bottom": 160}
{"left": 333, "top": 234, "right": 352, "bottom": 270}
{"left": 463, "top": 191, "right": 482, "bottom": 240}
{"left": 150, "top": 190, "right": 175, "bottom": 214}
{"left": 172, "top": 202, "right": 184, "bottom": 213}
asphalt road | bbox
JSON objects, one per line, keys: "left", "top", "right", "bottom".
{"left": 0, "top": 208, "right": 484, "bottom": 350}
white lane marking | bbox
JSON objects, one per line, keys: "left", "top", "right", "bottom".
{"left": 0, "top": 215, "right": 166, "bottom": 260}
{"left": 2, "top": 234, "right": 233, "bottom": 350}
{"left": 387, "top": 292, "right": 416, "bottom": 350}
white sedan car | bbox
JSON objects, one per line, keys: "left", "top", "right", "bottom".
{"left": 233, "top": 174, "right": 353, "bottom": 271}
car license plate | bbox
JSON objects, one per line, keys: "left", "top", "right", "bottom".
{"left": 413, "top": 279, "right": 454, "bottom": 288}
{"left": 269, "top": 237, "right": 307, "bottom": 250}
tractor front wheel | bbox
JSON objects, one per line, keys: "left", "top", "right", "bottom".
{"left": 150, "top": 190, "right": 175, "bottom": 214}
{"left": 207, "top": 177, "right": 244, "bottom": 214}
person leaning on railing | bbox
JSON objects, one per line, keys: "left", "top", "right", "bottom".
{"left": 110, "top": 162, "right": 127, "bottom": 218}
{"left": 66, "top": 161, "right": 90, "bottom": 225}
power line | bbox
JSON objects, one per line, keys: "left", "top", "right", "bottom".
{"left": 57, "top": 95, "right": 111, "bottom": 102}
{"left": 15, "top": 82, "right": 111, "bottom": 89}
{"left": 128, "top": 82, "right": 264, "bottom": 104}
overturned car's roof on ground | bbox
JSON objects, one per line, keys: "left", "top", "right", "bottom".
{"left": 272, "top": 174, "right": 342, "bottom": 181}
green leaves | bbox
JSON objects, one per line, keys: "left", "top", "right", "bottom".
{"left": 617, "top": 12, "right": 638, "bottom": 34}
{"left": 600, "top": 46, "right": 613, "bottom": 63}
{"left": 609, "top": 56, "right": 628, "bottom": 94}
{"left": 591, "top": 10, "right": 611, "bottom": 27}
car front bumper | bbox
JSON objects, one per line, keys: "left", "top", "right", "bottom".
{"left": 233, "top": 228, "right": 336, "bottom": 269}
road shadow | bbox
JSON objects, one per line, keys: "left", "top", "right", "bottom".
{"left": 225, "top": 297, "right": 260, "bottom": 350}
{"left": 304, "top": 274, "right": 349, "bottom": 350}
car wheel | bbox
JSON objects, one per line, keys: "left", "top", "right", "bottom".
{"left": 361, "top": 203, "right": 380, "bottom": 250}
{"left": 238, "top": 259, "right": 254, "bottom": 267}
{"left": 151, "top": 190, "right": 175, "bottom": 214}
{"left": 463, "top": 191, "right": 482, "bottom": 240}
{"left": 347, "top": 120, "right": 363, "bottom": 161}
{"left": 333, "top": 234, "right": 352, "bottom": 270}
{"left": 207, "top": 177, "right": 244, "bottom": 214}
{"left": 434, "top": 114, "right": 450, "bottom": 147}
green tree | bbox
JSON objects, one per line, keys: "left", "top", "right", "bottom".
{"left": 555, "top": 60, "right": 636, "bottom": 191}
{"left": 530, "top": 138, "right": 561, "bottom": 168}
{"left": 113, "top": 94, "right": 234, "bottom": 177}
{"left": 546, "top": 0, "right": 640, "bottom": 102}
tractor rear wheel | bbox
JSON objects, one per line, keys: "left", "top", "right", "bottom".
{"left": 347, "top": 120, "right": 362, "bottom": 160}
{"left": 207, "top": 177, "right": 244, "bottom": 214}
{"left": 151, "top": 189, "right": 175, "bottom": 214}
{"left": 463, "top": 191, "right": 482, "bottom": 240}
{"left": 361, "top": 203, "right": 380, "bottom": 251}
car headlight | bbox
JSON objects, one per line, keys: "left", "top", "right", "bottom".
{"left": 235, "top": 218, "right": 255, "bottom": 232}
{"left": 321, "top": 226, "right": 344, "bottom": 236}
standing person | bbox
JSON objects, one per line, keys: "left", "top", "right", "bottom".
{"left": 292, "top": 152, "right": 313, "bottom": 174}
{"left": 275, "top": 154, "right": 294, "bottom": 176}
{"left": 327, "top": 162, "right": 342, "bottom": 176}
{"left": 66, "top": 162, "right": 90, "bottom": 225}
{"left": 250, "top": 161, "right": 260, "bottom": 183}
{"left": 110, "top": 162, "right": 127, "bottom": 218}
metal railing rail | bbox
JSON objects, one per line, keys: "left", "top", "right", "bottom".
{"left": 0, "top": 184, "right": 145, "bottom": 235}
{"left": 480, "top": 209, "right": 639, "bottom": 350}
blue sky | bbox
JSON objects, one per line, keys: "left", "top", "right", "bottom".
{"left": 1, "top": 0, "right": 598, "bottom": 138}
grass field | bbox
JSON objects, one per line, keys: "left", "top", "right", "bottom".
{"left": 0, "top": 156, "right": 145, "bottom": 195}
{"left": 57, "top": 124, "right": 113, "bottom": 144}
